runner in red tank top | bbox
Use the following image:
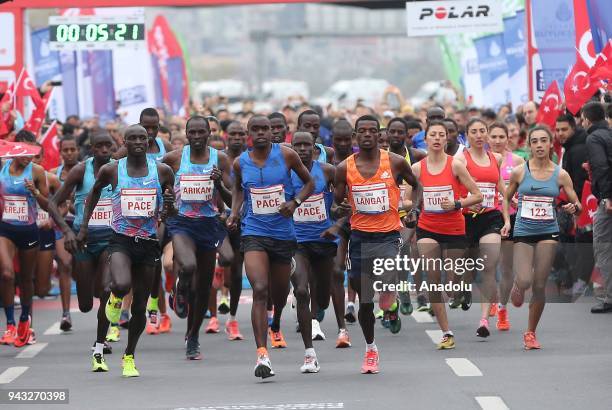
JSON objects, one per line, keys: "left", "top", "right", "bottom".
{"left": 412, "top": 120, "right": 482, "bottom": 350}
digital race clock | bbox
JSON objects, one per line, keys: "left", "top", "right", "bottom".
{"left": 48, "top": 15, "right": 146, "bottom": 51}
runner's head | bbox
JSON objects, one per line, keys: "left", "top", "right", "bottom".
{"left": 139, "top": 107, "right": 160, "bottom": 142}
{"left": 13, "top": 130, "right": 37, "bottom": 166}
{"left": 91, "top": 131, "right": 113, "bottom": 164}
{"left": 406, "top": 119, "right": 422, "bottom": 146}
{"left": 378, "top": 129, "right": 390, "bottom": 151}
{"left": 291, "top": 131, "right": 315, "bottom": 165}
{"left": 466, "top": 118, "right": 488, "bottom": 149}
{"left": 186, "top": 115, "right": 211, "bottom": 151}
{"left": 487, "top": 122, "right": 509, "bottom": 154}
{"left": 207, "top": 116, "right": 220, "bottom": 138}
{"left": 59, "top": 135, "right": 79, "bottom": 166}
{"left": 332, "top": 119, "right": 353, "bottom": 157}
{"left": 31, "top": 142, "right": 43, "bottom": 165}
{"left": 426, "top": 106, "right": 445, "bottom": 124}
{"left": 527, "top": 125, "right": 554, "bottom": 160}
{"left": 443, "top": 118, "right": 459, "bottom": 144}
{"left": 354, "top": 115, "right": 380, "bottom": 152}
{"left": 226, "top": 121, "right": 247, "bottom": 152}
{"left": 386, "top": 117, "right": 408, "bottom": 151}
{"left": 124, "top": 124, "right": 149, "bottom": 157}
{"left": 297, "top": 109, "right": 320, "bottom": 141}
{"left": 247, "top": 115, "right": 272, "bottom": 149}
{"left": 424, "top": 120, "right": 447, "bottom": 152}
{"left": 504, "top": 115, "right": 521, "bottom": 151}
{"left": 268, "top": 112, "right": 288, "bottom": 144}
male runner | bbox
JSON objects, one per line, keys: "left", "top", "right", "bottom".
{"left": 297, "top": 110, "right": 334, "bottom": 164}
{"left": 269, "top": 112, "right": 289, "bottom": 144}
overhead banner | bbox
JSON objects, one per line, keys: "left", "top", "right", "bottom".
{"left": 503, "top": 10, "right": 528, "bottom": 108}
{"left": 90, "top": 50, "right": 115, "bottom": 124}
{"left": 474, "top": 33, "right": 510, "bottom": 109}
{"left": 460, "top": 44, "right": 484, "bottom": 107}
{"left": 406, "top": 0, "right": 504, "bottom": 37}
{"left": 586, "top": 0, "right": 612, "bottom": 54}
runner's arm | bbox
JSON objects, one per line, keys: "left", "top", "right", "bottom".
{"left": 214, "top": 152, "right": 233, "bottom": 207}
{"left": 157, "top": 163, "right": 177, "bottom": 219}
{"left": 80, "top": 163, "right": 114, "bottom": 234}
{"left": 227, "top": 158, "right": 243, "bottom": 230}
{"left": 452, "top": 159, "right": 482, "bottom": 209}
{"left": 29, "top": 163, "right": 50, "bottom": 211}
{"left": 559, "top": 169, "right": 581, "bottom": 215}
{"left": 48, "top": 163, "right": 85, "bottom": 235}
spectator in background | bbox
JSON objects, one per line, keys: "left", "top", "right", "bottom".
{"left": 467, "top": 106, "right": 481, "bottom": 118}
{"left": 481, "top": 109, "right": 497, "bottom": 127}
{"left": 207, "top": 116, "right": 221, "bottom": 138}
{"left": 521, "top": 101, "right": 538, "bottom": 129}
{"left": 105, "top": 121, "right": 124, "bottom": 147}
{"left": 411, "top": 106, "right": 445, "bottom": 150}
{"left": 505, "top": 115, "right": 529, "bottom": 160}
{"left": 405, "top": 120, "right": 422, "bottom": 148}
{"left": 65, "top": 114, "right": 80, "bottom": 128}
{"left": 171, "top": 132, "right": 187, "bottom": 151}
{"left": 583, "top": 101, "right": 612, "bottom": 313}
{"left": 158, "top": 126, "right": 172, "bottom": 144}
{"left": 453, "top": 108, "right": 468, "bottom": 136}
{"left": 497, "top": 104, "right": 512, "bottom": 121}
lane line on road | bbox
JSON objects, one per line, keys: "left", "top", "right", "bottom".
{"left": 16, "top": 343, "right": 48, "bottom": 359}
{"left": 475, "top": 396, "right": 509, "bottom": 410}
{"left": 411, "top": 311, "right": 434, "bottom": 323}
{"left": 445, "top": 358, "right": 483, "bottom": 377}
{"left": 0, "top": 367, "right": 28, "bottom": 384}
{"left": 43, "top": 322, "right": 61, "bottom": 335}
{"left": 425, "top": 329, "right": 443, "bottom": 344}
{"left": 70, "top": 308, "right": 80, "bottom": 313}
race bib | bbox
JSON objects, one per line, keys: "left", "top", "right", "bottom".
{"left": 399, "top": 185, "right": 407, "bottom": 209}
{"left": 294, "top": 192, "right": 327, "bottom": 223}
{"left": 120, "top": 188, "right": 157, "bottom": 218}
{"left": 423, "top": 185, "right": 454, "bottom": 213}
{"left": 36, "top": 209, "right": 49, "bottom": 227}
{"left": 476, "top": 182, "right": 496, "bottom": 208}
{"left": 352, "top": 183, "right": 389, "bottom": 214}
{"left": 180, "top": 174, "right": 214, "bottom": 202}
{"left": 89, "top": 199, "right": 113, "bottom": 227}
{"left": 250, "top": 185, "right": 284, "bottom": 215}
{"left": 521, "top": 195, "right": 554, "bottom": 221}
{"left": 3, "top": 195, "right": 29, "bottom": 222}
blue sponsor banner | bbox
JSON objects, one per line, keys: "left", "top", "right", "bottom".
{"left": 150, "top": 55, "right": 164, "bottom": 110}
{"left": 91, "top": 51, "right": 115, "bottom": 124}
{"left": 167, "top": 57, "right": 185, "bottom": 116}
{"left": 531, "top": 0, "right": 575, "bottom": 90}
{"left": 474, "top": 33, "right": 510, "bottom": 108}
{"left": 31, "top": 28, "right": 61, "bottom": 85}
{"left": 503, "top": 11, "right": 525, "bottom": 77}
{"left": 60, "top": 51, "right": 79, "bottom": 117}
{"left": 586, "top": 0, "right": 611, "bottom": 53}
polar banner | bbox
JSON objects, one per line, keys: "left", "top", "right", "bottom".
{"left": 406, "top": 0, "right": 503, "bottom": 37}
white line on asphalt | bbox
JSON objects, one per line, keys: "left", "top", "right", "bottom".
{"left": 425, "top": 329, "right": 443, "bottom": 344}
{"left": 0, "top": 367, "right": 28, "bottom": 384}
{"left": 16, "top": 343, "right": 48, "bottom": 359}
{"left": 43, "top": 322, "right": 61, "bottom": 335}
{"left": 412, "top": 311, "right": 434, "bottom": 323}
{"left": 475, "top": 396, "right": 509, "bottom": 410}
{"left": 173, "top": 403, "right": 345, "bottom": 410}
{"left": 445, "top": 358, "right": 483, "bottom": 377}
{"left": 70, "top": 308, "right": 80, "bottom": 313}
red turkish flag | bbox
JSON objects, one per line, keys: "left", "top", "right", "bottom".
{"left": 536, "top": 80, "right": 562, "bottom": 130}
{"left": 573, "top": 0, "right": 597, "bottom": 66}
{"left": 38, "top": 121, "right": 61, "bottom": 171}
{"left": 576, "top": 180, "right": 598, "bottom": 228}
{"left": 23, "top": 88, "right": 53, "bottom": 136}
{"left": 564, "top": 55, "right": 599, "bottom": 115}
{"left": 0, "top": 139, "right": 41, "bottom": 158}
{"left": 589, "top": 40, "right": 612, "bottom": 85}
{"left": 15, "top": 70, "right": 43, "bottom": 107}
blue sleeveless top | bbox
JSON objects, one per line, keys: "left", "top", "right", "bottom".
{"left": 147, "top": 137, "right": 166, "bottom": 162}
{"left": 111, "top": 158, "right": 162, "bottom": 238}
{"left": 315, "top": 143, "right": 327, "bottom": 164}
{"left": 0, "top": 160, "right": 37, "bottom": 226}
{"left": 174, "top": 145, "right": 218, "bottom": 218}
{"left": 514, "top": 162, "right": 560, "bottom": 237}
{"left": 239, "top": 143, "right": 295, "bottom": 240}
{"left": 291, "top": 161, "right": 334, "bottom": 243}
{"left": 73, "top": 158, "right": 114, "bottom": 232}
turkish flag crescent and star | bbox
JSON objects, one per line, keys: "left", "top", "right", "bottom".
{"left": 564, "top": 54, "right": 599, "bottom": 115}
{"left": 15, "top": 70, "right": 43, "bottom": 108}
{"left": 589, "top": 40, "right": 612, "bottom": 85}
{"left": 23, "top": 88, "right": 53, "bottom": 136}
{"left": 536, "top": 80, "right": 562, "bottom": 130}
{"left": 0, "top": 139, "right": 41, "bottom": 158}
{"left": 38, "top": 121, "right": 61, "bottom": 171}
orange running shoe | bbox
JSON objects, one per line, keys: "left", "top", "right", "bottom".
{"left": 360, "top": 349, "right": 379, "bottom": 374}
{"left": 225, "top": 319, "right": 244, "bottom": 340}
{"left": 205, "top": 316, "right": 220, "bottom": 334}
{"left": 335, "top": 329, "right": 351, "bottom": 348}
{"left": 0, "top": 324, "right": 17, "bottom": 345}
{"left": 496, "top": 307, "right": 510, "bottom": 331}
{"left": 158, "top": 314, "right": 172, "bottom": 333}
{"left": 13, "top": 318, "right": 32, "bottom": 348}
{"left": 523, "top": 331, "right": 541, "bottom": 350}
{"left": 146, "top": 311, "right": 160, "bottom": 335}
{"left": 268, "top": 328, "right": 287, "bottom": 348}
{"left": 488, "top": 303, "right": 498, "bottom": 317}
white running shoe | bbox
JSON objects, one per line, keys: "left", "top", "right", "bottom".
{"left": 300, "top": 354, "right": 320, "bottom": 373}
{"left": 312, "top": 319, "right": 325, "bottom": 341}
{"left": 254, "top": 354, "right": 275, "bottom": 379}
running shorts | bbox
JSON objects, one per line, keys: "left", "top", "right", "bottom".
{"left": 415, "top": 227, "right": 467, "bottom": 250}
{"left": 39, "top": 228, "right": 56, "bottom": 251}
{"left": 465, "top": 210, "right": 504, "bottom": 247}
{"left": 0, "top": 221, "right": 39, "bottom": 250}
{"left": 107, "top": 232, "right": 161, "bottom": 267}
{"left": 240, "top": 235, "right": 296, "bottom": 264}
{"left": 167, "top": 215, "right": 227, "bottom": 251}
{"left": 296, "top": 241, "right": 338, "bottom": 259}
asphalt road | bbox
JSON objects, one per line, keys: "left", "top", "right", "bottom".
{"left": 1, "top": 292, "right": 611, "bottom": 410}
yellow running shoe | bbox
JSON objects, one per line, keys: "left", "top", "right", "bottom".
{"left": 437, "top": 334, "right": 455, "bottom": 350}
{"left": 121, "top": 354, "right": 139, "bottom": 377}
{"left": 91, "top": 353, "right": 109, "bottom": 372}
{"left": 105, "top": 294, "right": 123, "bottom": 324}
{"left": 106, "top": 325, "right": 120, "bottom": 343}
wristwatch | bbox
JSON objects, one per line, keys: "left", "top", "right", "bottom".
{"left": 454, "top": 200, "right": 461, "bottom": 210}
{"left": 294, "top": 197, "right": 303, "bottom": 206}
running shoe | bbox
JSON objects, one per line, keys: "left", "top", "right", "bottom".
{"left": 335, "top": 329, "right": 351, "bottom": 348}
{"left": 311, "top": 319, "right": 325, "bottom": 341}
{"left": 400, "top": 302, "right": 413, "bottom": 316}
{"left": 26, "top": 329, "right": 36, "bottom": 345}
{"left": 225, "top": 319, "right": 244, "bottom": 340}
{"left": 13, "top": 317, "right": 32, "bottom": 348}
{"left": 186, "top": 337, "right": 202, "bottom": 360}
{"left": 476, "top": 319, "right": 490, "bottom": 338}
{"left": 448, "top": 297, "right": 461, "bottom": 309}
{"left": 91, "top": 353, "right": 109, "bottom": 372}
{"left": 523, "top": 331, "right": 541, "bottom": 350}
{"left": 254, "top": 352, "right": 275, "bottom": 379}
{"left": 511, "top": 284, "right": 525, "bottom": 308}
{"left": 205, "top": 317, "right": 220, "bottom": 334}
{"left": 60, "top": 313, "right": 72, "bottom": 332}
{"left": 416, "top": 294, "right": 430, "bottom": 312}
{"left": 0, "top": 324, "right": 16, "bottom": 345}
{"left": 496, "top": 307, "right": 510, "bottom": 331}
{"left": 118, "top": 310, "right": 130, "bottom": 329}
{"left": 360, "top": 350, "right": 379, "bottom": 374}
{"left": 172, "top": 278, "right": 190, "bottom": 319}
{"left": 218, "top": 296, "right": 230, "bottom": 315}
{"left": 269, "top": 328, "right": 287, "bottom": 348}
{"left": 387, "top": 304, "right": 401, "bottom": 334}
{"left": 489, "top": 303, "right": 498, "bottom": 317}
{"left": 461, "top": 291, "right": 472, "bottom": 311}
{"left": 158, "top": 313, "right": 172, "bottom": 334}
{"left": 105, "top": 295, "right": 123, "bottom": 325}
{"left": 300, "top": 354, "right": 320, "bottom": 373}
{"left": 381, "top": 312, "right": 390, "bottom": 329}
{"left": 121, "top": 354, "right": 140, "bottom": 377}
{"left": 437, "top": 334, "right": 455, "bottom": 350}
{"left": 91, "top": 342, "right": 113, "bottom": 355}
{"left": 375, "top": 309, "right": 384, "bottom": 319}
{"left": 146, "top": 310, "right": 160, "bottom": 335}
{"left": 344, "top": 304, "right": 356, "bottom": 324}
{"left": 106, "top": 325, "right": 120, "bottom": 342}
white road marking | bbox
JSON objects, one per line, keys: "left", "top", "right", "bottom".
{"left": 0, "top": 366, "right": 28, "bottom": 384}
{"left": 425, "top": 329, "right": 443, "bottom": 344}
{"left": 43, "top": 322, "right": 61, "bottom": 335}
{"left": 445, "top": 358, "right": 483, "bottom": 377}
{"left": 173, "top": 403, "right": 344, "bottom": 410}
{"left": 411, "top": 311, "right": 434, "bottom": 323}
{"left": 475, "top": 396, "right": 509, "bottom": 410}
{"left": 16, "top": 343, "right": 48, "bottom": 359}
{"left": 70, "top": 308, "right": 80, "bottom": 313}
